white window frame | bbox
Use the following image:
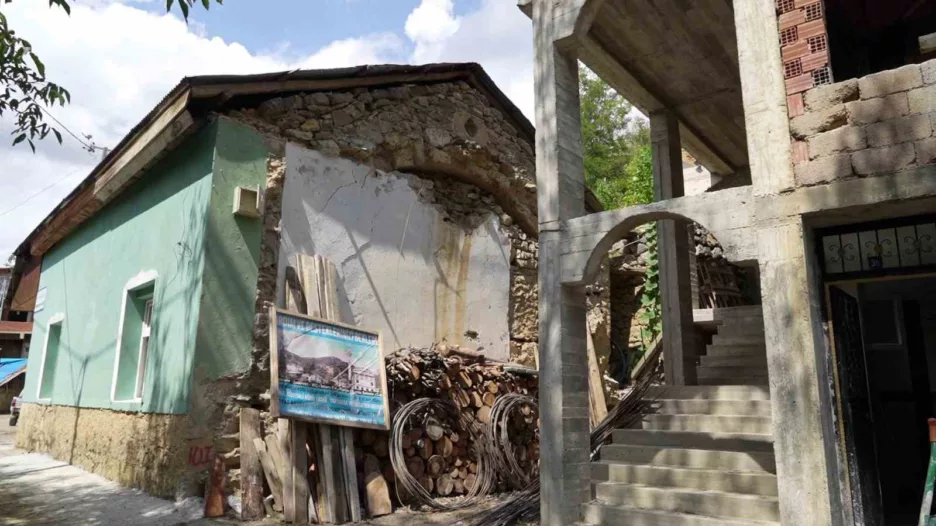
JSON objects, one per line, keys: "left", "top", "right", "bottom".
{"left": 110, "top": 270, "right": 157, "bottom": 404}
{"left": 35, "top": 312, "right": 65, "bottom": 403}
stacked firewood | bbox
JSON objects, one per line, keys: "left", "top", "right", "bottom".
{"left": 353, "top": 344, "right": 539, "bottom": 505}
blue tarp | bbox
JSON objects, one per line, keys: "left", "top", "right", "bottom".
{"left": 0, "top": 358, "right": 26, "bottom": 387}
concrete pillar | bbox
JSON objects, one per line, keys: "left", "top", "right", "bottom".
{"left": 758, "top": 217, "right": 836, "bottom": 526}
{"left": 650, "top": 111, "right": 697, "bottom": 385}
{"left": 532, "top": 2, "right": 590, "bottom": 525}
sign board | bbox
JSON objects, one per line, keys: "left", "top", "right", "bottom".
{"left": 34, "top": 287, "right": 47, "bottom": 313}
{"left": 269, "top": 307, "right": 389, "bottom": 430}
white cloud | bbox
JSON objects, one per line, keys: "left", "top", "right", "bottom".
{"left": 0, "top": 2, "right": 404, "bottom": 259}
{"left": 0, "top": 0, "right": 534, "bottom": 260}
{"left": 405, "top": 0, "right": 461, "bottom": 63}
{"left": 404, "top": 0, "right": 534, "bottom": 119}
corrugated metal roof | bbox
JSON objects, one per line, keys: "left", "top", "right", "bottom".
{"left": 0, "top": 358, "right": 26, "bottom": 388}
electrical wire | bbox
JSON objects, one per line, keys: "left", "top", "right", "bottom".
{"left": 485, "top": 393, "right": 538, "bottom": 488}
{"left": 0, "top": 167, "right": 84, "bottom": 218}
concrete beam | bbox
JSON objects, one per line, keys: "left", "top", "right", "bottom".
{"left": 557, "top": 186, "right": 755, "bottom": 285}
{"left": 578, "top": 35, "right": 736, "bottom": 177}
{"left": 533, "top": 0, "right": 591, "bottom": 524}
{"left": 651, "top": 111, "right": 697, "bottom": 386}
{"left": 734, "top": 0, "right": 794, "bottom": 196}
{"left": 757, "top": 217, "right": 836, "bottom": 526}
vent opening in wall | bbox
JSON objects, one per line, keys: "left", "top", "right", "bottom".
{"left": 825, "top": 0, "right": 936, "bottom": 80}
{"left": 233, "top": 186, "right": 261, "bottom": 218}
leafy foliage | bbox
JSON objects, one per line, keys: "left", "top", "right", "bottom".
{"left": 637, "top": 225, "right": 661, "bottom": 353}
{"left": 579, "top": 67, "right": 651, "bottom": 210}
{"left": 579, "top": 67, "right": 660, "bottom": 357}
{"left": 0, "top": 0, "right": 221, "bottom": 150}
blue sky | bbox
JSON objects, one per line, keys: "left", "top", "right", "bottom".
{"left": 0, "top": 0, "right": 533, "bottom": 258}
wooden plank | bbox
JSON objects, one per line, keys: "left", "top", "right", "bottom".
{"left": 240, "top": 408, "right": 265, "bottom": 520}
{"left": 279, "top": 419, "right": 295, "bottom": 521}
{"left": 263, "top": 434, "right": 287, "bottom": 512}
{"left": 296, "top": 253, "right": 364, "bottom": 523}
{"left": 291, "top": 423, "right": 311, "bottom": 524}
{"left": 317, "top": 424, "right": 341, "bottom": 522}
{"left": 586, "top": 329, "right": 608, "bottom": 429}
{"left": 254, "top": 437, "right": 285, "bottom": 511}
{"left": 93, "top": 108, "right": 195, "bottom": 201}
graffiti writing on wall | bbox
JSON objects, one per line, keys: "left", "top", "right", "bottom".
{"left": 187, "top": 444, "right": 214, "bottom": 467}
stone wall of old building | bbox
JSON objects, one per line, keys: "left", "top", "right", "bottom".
{"left": 790, "top": 60, "right": 936, "bottom": 185}
{"left": 225, "top": 81, "right": 610, "bottom": 375}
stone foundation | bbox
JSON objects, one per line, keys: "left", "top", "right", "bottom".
{"left": 14, "top": 403, "right": 209, "bottom": 499}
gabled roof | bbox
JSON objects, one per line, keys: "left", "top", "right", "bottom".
{"left": 17, "top": 63, "right": 536, "bottom": 258}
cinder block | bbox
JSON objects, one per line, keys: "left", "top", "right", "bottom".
{"left": 851, "top": 143, "right": 916, "bottom": 175}
{"left": 916, "top": 137, "right": 936, "bottom": 165}
{"left": 807, "top": 125, "right": 867, "bottom": 158}
{"left": 859, "top": 64, "right": 923, "bottom": 99}
{"left": 923, "top": 59, "right": 936, "bottom": 85}
{"left": 846, "top": 93, "right": 909, "bottom": 125}
{"left": 866, "top": 114, "right": 933, "bottom": 147}
{"left": 804, "top": 80, "right": 859, "bottom": 111}
{"left": 794, "top": 153, "right": 852, "bottom": 186}
{"left": 790, "top": 105, "right": 847, "bottom": 138}
{"left": 908, "top": 85, "right": 936, "bottom": 115}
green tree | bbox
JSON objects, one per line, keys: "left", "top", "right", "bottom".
{"left": 579, "top": 66, "right": 652, "bottom": 209}
{"left": 0, "top": 0, "right": 221, "bottom": 151}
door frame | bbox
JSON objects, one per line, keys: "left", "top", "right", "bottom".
{"left": 823, "top": 272, "right": 936, "bottom": 525}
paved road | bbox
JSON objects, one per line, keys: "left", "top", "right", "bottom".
{"left": 0, "top": 414, "right": 205, "bottom": 526}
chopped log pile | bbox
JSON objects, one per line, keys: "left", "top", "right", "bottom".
{"left": 354, "top": 344, "right": 539, "bottom": 508}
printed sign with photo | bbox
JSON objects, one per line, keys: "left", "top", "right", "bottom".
{"left": 269, "top": 307, "right": 389, "bottom": 430}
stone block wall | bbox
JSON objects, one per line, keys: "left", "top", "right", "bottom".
{"left": 790, "top": 60, "right": 936, "bottom": 186}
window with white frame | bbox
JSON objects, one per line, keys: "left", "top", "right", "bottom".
{"left": 112, "top": 272, "right": 157, "bottom": 403}
{"left": 37, "top": 313, "right": 64, "bottom": 401}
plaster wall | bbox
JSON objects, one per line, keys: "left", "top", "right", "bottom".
{"left": 279, "top": 145, "right": 512, "bottom": 360}
{"left": 20, "top": 125, "right": 217, "bottom": 415}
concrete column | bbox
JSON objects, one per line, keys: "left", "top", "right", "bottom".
{"left": 758, "top": 217, "right": 837, "bottom": 526}
{"left": 533, "top": 2, "right": 590, "bottom": 525}
{"left": 650, "top": 111, "right": 697, "bottom": 385}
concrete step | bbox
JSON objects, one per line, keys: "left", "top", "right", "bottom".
{"left": 641, "top": 414, "right": 772, "bottom": 434}
{"left": 699, "top": 354, "right": 767, "bottom": 368}
{"left": 594, "top": 483, "right": 780, "bottom": 522}
{"left": 650, "top": 398, "right": 772, "bottom": 417}
{"left": 591, "top": 461, "right": 779, "bottom": 496}
{"left": 698, "top": 376, "right": 769, "bottom": 386}
{"left": 716, "top": 320, "right": 765, "bottom": 336}
{"left": 647, "top": 385, "right": 771, "bottom": 401}
{"left": 705, "top": 344, "right": 767, "bottom": 357}
{"left": 583, "top": 502, "right": 779, "bottom": 526}
{"left": 600, "top": 445, "right": 776, "bottom": 473}
{"left": 713, "top": 335, "right": 767, "bottom": 346}
{"left": 613, "top": 429, "right": 774, "bottom": 452}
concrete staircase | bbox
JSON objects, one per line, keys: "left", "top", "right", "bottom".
{"left": 584, "top": 306, "right": 779, "bottom": 526}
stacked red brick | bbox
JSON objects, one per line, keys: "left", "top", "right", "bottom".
{"left": 789, "top": 61, "right": 936, "bottom": 186}
{"left": 778, "top": 0, "right": 832, "bottom": 103}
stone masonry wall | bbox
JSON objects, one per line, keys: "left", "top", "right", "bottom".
{"left": 790, "top": 60, "right": 936, "bottom": 186}
{"left": 226, "top": 82, "right": 609, "bottom": 375}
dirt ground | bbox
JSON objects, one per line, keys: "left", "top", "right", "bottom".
{"left": 0, "top": 414, "right": 530, "bottom": 526}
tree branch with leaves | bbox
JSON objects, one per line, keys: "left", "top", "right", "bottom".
{"left": 0, "top": 0, "right": 221, "bottom": 150}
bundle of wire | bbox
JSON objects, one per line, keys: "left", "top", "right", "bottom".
{"left": 389, "top": 397, "right": 496, "bottom": 510}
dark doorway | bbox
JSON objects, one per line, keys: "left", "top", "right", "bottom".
{"left": 830, "top": 277, "right": 936, "bottom": 525}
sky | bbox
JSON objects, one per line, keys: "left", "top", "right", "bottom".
{"left": 0, "top": 0, "right": 535, "bottom": 260}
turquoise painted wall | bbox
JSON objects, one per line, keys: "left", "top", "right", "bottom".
{"left": 22, "top": 124, "right": 217, "bottom": 414}
{"left": 193, "top": 118, "right": 269, "bottom": 381}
